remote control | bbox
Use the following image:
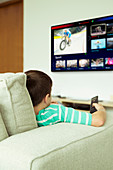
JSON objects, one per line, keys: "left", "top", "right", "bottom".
{"left": 90, "top": 96, "right": 98, "bottom": 113}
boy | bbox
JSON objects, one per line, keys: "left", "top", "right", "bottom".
{"left": 25, "top": 70, "right": 106, "bottom": 127}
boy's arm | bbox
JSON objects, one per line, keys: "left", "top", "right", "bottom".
{"left": 60, "top": 103, "right": 106, "bottom": 127}
{"left": 60, "top": 105, "right": 92, "bottom": 126}
{"left": 91, "top": 103, "right": 106, "bottom": 127}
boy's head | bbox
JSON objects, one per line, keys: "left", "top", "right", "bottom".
{"left": 25, "top": 70, "right": 52, "bottom": 107}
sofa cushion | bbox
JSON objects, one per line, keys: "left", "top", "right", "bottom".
{"left": 0, "top": 112, "right": 9, "bottom": 142}
{"left": 0, "top": 108, "right": 113, "bottom": 170}
{"left": 0, "top": 73, "right": 37, "bottom": 136}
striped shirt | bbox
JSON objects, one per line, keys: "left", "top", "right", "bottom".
{"left": 36, "top": 104, "right": 92, "bottom": 127}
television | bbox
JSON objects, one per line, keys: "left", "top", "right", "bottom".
{"left": 51, "top": 15, "right": 113, "bottom": 71}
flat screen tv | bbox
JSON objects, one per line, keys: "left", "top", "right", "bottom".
{"left": 51, "top": 15, "right": 113, "bottom": 71}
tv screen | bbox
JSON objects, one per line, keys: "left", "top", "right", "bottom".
{"left": 51, "top": 15, "right": 113, "bottom": 71}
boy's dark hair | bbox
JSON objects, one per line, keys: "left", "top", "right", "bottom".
{"left": 25, "top": 70, "right": 52, "bottom": 106}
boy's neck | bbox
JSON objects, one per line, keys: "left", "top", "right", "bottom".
{"left": 34, "top": 94, "right": 51, "bottom": 115}
{"left": 34, "top": 102, "right": 46, "bottom": 115}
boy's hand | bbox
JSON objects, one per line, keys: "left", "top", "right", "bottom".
{"left": 93, "top": 103, "right": 106, "bottom": 112}
{"left": 91, "top": 103, "right": 106, "bottom": 127}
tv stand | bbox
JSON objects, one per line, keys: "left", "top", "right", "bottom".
{"left": 52, "top": 97, "right": 113, "bottom": 112}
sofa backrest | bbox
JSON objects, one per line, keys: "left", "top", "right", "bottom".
{"left": 0, "top": 73, "right": 37, "bottom": 136}
{"left": 0, "top": 112, "right": 9, "bottom": 142}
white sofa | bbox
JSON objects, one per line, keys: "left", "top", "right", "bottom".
{"left": 0, "top": 73, "right": 113, "bottom": 170}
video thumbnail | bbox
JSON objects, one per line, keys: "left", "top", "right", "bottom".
{"left": 54, "top": 26, "right": 87, "bottom": 55}
{"left": 107, "top": 37, "right": 113, "bottom": 48}
{"left": 105, "top": 58, "right": 113, "bottom": 66}
{"left": 56, "top": 60, "right": 65, "bottom": 68}
{"left": 91, "top": 58, "right": 104, "bottom": 67}
{"left": 91, "top": 38, "right": 106, "bottom": 50}
{"left": 90, "top": 24, "right": 106, "bottom": 36}
{"left": 79, "top": 59, "right": 90, "bottom": 67}
{"left": 107, "top": 23, "right": 113, "bottom": 34}
{"left": 67, "top": 60, "right": 77, "bottom": 68}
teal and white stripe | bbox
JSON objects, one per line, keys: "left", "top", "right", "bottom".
{"left": 86, "top": 112, "right": 89, "bottom": 125}
{"left": 59, "top": 104, "right": 61, "bottom": 120}
{"left": 64, "top": 107, "right": 68, "bottom": 122}
{"left": 71, "top": 109, "right": 74, "bottom": 123}
{"left": 37, "top": 113, "right": 57, "bottom": 124}
{"left": 36, "top": 104, "right": 92, "bottom": 127}
{"left": 78, "top": 111, "right": 81, "bottom": 124}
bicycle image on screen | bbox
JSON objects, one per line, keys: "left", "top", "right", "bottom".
{"left": 54, "top": 26, "right": 87, "bottom": 55}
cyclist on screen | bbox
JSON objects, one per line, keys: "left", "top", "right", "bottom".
{"left": 64, "top": 29, "right": 71, "bottom": 45}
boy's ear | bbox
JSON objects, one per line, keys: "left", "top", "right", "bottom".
{"left": 44, "top": 94, "right": 50, "bottom": 103}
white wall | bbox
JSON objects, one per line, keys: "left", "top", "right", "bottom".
{"left": 24, "top": 0, "right": 113, "bottom": 101}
